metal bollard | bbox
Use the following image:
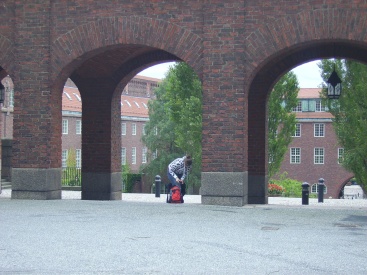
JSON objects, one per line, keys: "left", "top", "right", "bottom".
{"left": 155, "top": 175, "right": 161, "bottom": 198}
{"left": 302, "top": 182, "right": 309, "bottom": 205}
{"left": 318, "top": 178, "right": 324, "bottom": 203}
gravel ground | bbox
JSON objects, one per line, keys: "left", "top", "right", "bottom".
{"left": 1, "top": 189, "right": 366, "bottom": 208}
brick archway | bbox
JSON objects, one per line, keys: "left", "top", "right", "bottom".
{"left": 247, "top": 39, "right": 367, "bottom": 203}
{"left": 48, "top": 16, "right": 203, "bottom": 200}
{"left": 52, "top": 16, "right": 203, "bottom": 83}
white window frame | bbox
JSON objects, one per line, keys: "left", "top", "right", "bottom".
{"left": 76, "top": 149, "right": 81, "bottom": 168}
{"left": 315, "top": 99, "right": 325, "bottom": 112}
{"left": 121, "top": 123, "right": 126, "bottom": 135}
{"left": 121, "top": 147, "right": 126, "bottom": 165}
{"left": 290, "top": 147, "right": 301, "bottom": 164}
{"left": 314, "top": 123, "right": 325, "bottom": 137}
{"left": 62, "top": 150, "right": 68, "bottom": 168}
{"left": 292, "top": 101, "right": 302, "bottom": 112}
{"left": 314, "top": 147, "right": 324, "bottom": 164}
{"left": 132, "top": 147, "right": 136, "bottom": 164}
{"left": 62, "top": 119, "right": 68, "bottom": 134}
{"left": 76, "top": 120, "right": 82, "bottom": 135}
{"left": 311, "top": 183, "right": 327, "bottom": 194}
{"left": 142, "top": 124, "right": 146, "bottom": 135}
{"left": 132, "top": 123, "right": 136, "bottom": 136}
{"left": 338, "top": 148, "right": 344, "bottom": 164}
{"left": 293, "top": 123, "right": 301, "bottom": 137}
{"left": 152, "top": 149, "right": 157, "bottom": 160}
{"left": 142, "top": 147, "right": 147, "bottom": 164}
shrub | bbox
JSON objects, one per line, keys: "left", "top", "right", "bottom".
{"left": 270, "top": 172, "right": 303, "bottom": 197}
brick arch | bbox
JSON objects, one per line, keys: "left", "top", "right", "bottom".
{"left": 245, "top": 6, "right": 367, "bottom": 203}
{"left": 245, "top": 7, "right": 367, "bottom": 89}
{"left": 52, "top": 15, "right": 203, "bottom": 82}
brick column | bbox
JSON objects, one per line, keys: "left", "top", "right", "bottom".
{"left": 200, "top": 2, "right": 247, "bottom": 206}
{"left": 75, "top": 78, "right": 122, "bottom": 200}
{"left": 11, "top": 1, "right": 62, "bottom": 200}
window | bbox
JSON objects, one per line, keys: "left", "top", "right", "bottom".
{"left": 154, "top": 126, "right": 158, "bottom": 136}
{"left": 152, "top": 149, "right": 158, "bottom": 160}
{"left": 9, "top": 88, "right": 14, "bottom": 107}
{"left": 311, "top": 183, "right": 327, "bottom": 194}
{"left": 315, "top": 100, "right": 325, "bottom": 112}
{"left": 142, "top": 147, "right": 147, "bottom": 164}
{"left": 142, "top": 124, "right": 146, "bottom": 135}
{"left": 62, "top": 150, "right": 68, "bottom": 168}
{"left": 338, "top": 148, "right": 344, "bottom": 164}
{"left": 132, "top": 147, "right": 136, "bottom": 164}
{"left": 121, "top": 123, "right": 126, "bottom": 135}
{"left": 314, "top": 123, "right": 324, "bottom": 137}
{"left": 121, "top": 148, "right": 126, "bottom": 165}
{"left": 76, "top": 120, "right": 81, "bottom": 135}
{"left": 290, "top": 148, "right": 301, "bottom": 164}
{"left": 292, "top": 101, "right": 302, "bottom": 112}
{"left": 301, "top": 99, "right": 316, "bottom": 112}
{"left": 132, "top": 123, "right": 136, "bottom": 135}
{"left": 293, "top": 123, "right": 301, "bottom": 137}
{"left": 76, "top": 149, "right": 81, "bottom": 168}
{"left": 314, "top": 147, "right": 324, "bottom": 164}
{"left": 62, "top": 119, "right": 68, "bottom": 134}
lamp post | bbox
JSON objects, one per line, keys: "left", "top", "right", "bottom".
{"left": 326, "top": 68, "right": 342, "bottom": 99}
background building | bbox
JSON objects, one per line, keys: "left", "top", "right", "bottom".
{"left": 0, "top": 77, "right": 362, "bottom": 197}
{"left": 278, "top": 88, "right": 354, "bottom": 198}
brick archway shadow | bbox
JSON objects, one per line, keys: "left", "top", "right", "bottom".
{"left": 247, "top": 40, "right": 367, "bottom": 203}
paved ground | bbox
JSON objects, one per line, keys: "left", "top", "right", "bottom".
{"left": 1, "top": 190, "right": 367, "bottom": 274}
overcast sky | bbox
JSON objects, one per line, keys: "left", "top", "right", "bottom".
{"left": 138, "top": 60, "right": 324, "bottom": 88}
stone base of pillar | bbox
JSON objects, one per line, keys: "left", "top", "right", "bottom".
{"left": 81, "top": 172, "right": 122, "bottom": 200}
{"left": 11, "top": 168, "right": 62, "bottom": 200}
{"left": 201, "top": 172, "right": 247, "bottom": 206}
{"left": 248, "top": 174, "right": 268, "bottom": 204}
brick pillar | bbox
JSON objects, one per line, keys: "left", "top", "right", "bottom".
{"left": 75, "top": 78, "right": 122, "bottom": 200}
{"left": 11, "top": 1, "right": 62, "bottom": 200}
{"left": 200, "top": 2, "right": 247, "bottom": 206}
{"left": 248, "top": 82, "right": 268, "bottom": 204}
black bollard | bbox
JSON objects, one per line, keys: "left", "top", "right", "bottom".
{"left": 302, "top": 182, "right": 309, "bottom": 205}
{"left": 318, "top": 178, "right": 324, "bottom": 203}
{"left": 155, "top": 175, "right": 161, "bottom": 198}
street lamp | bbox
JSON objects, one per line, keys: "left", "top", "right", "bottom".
{"left": 326, "top": 69, "right": 342, "bottom": 99}
{"left": 0, "top": 82, "right": 5, "bottom": 104}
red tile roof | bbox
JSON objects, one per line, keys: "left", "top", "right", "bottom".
{"left": 297, "top": 88, "right": 322, "bottom": 99}
{"left": 62, "top": 87, "right": 150, "bottom": 118}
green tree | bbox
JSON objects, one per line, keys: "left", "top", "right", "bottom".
{"left": 141, "top": 62, "right": 202, "bottom": 191}
{"left": 268, "top": 72, "right": 299, "bottom": 178}
{"left": 319, "top": 59, "right": 367, "bottom": 191}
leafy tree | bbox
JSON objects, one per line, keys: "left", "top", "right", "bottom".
{"left": 268, "top": 72, "right": 299, "bottom": 178}
{"left": 141, "top": 62, "right": 202, "bottom": 192}
{"left": 319, "top": 59, "right": 367, "bottom": 191}
{"left": 66, "top": 148, "right": 76, "bottom": 167}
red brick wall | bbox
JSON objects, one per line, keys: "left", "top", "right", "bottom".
{"left": 0, "top": 1, "right": 366, "bottom": 198}
{"left": 279, "top": 121, "right": 353, "bottom": 198}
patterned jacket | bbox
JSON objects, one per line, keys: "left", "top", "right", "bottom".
{"left": 168, "top": 156, "right": 192, "bottom": 180}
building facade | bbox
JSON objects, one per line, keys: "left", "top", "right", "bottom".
{"left": 278, "top": 88, "right": 354, "bottom": 199}
{"left": 1, "top": 77, "right": 357, "bottom": 198}
{"left": 1, "top": 75, "right": 158, "bottom": 188}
